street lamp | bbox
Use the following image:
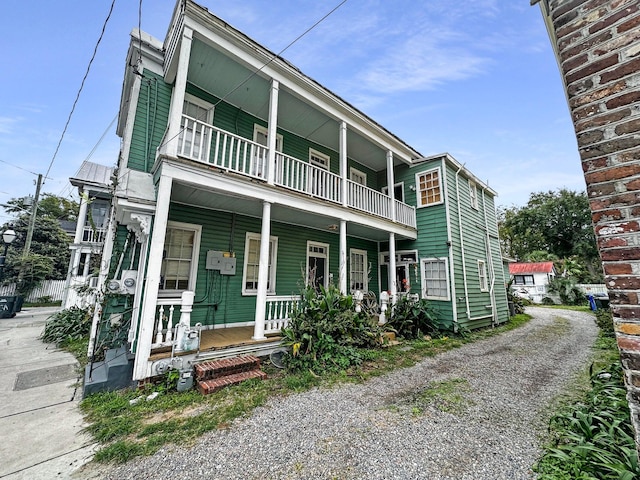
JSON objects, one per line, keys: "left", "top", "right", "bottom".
{"left": 0, "top": 227, "right": 16, "bottom": 280}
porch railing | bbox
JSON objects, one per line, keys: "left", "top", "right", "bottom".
{"left": 176, "top": 115, "right": 416, "bottom": 229}
{"left": 82, "top": 226, "right": 107, "bottom": 244}
{"left": 265, "top": 295, "right": 299, "bottom": 335}
{"left": 151, "top": 298, "right": 178, "bottom": 349}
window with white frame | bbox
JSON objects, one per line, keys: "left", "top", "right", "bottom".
{"left": 252, "top": 125, "right": 282, "bottom": 177}
{"left": 350, "top": 167, "right": 367, "bottom": 186}
{"left": 309, "top": 149, "right": 330, "bottom": 197}
{"left": 307, "top": 242, "right": 329, "bottom": 289}
{"left": 478, "top": 260, "right": 488, "bottom": 291}
{"left": 178, "top": 94, "right": 213, "bottom": 161}
{"left": 309, "top": 148, "right": 330, "bottom": 170}
{"left": 514, "top": 275, "right": 534, "bottom": 286}
{"left": 242, "top": 232, "right": 278, "bottom": 295}
{"left": 382, "top": 182, "right": 405, "bottom": 203}
{"left": 469, "top": 180, "right": 478, "bottom": 209}
{"left": 160, "top": 221, "right": 202, "bottom": 292}
{"left": 350, "top": 249, "right": 368, "bottom": 292}
{"left": 416, "top": 168, "right": 443, "bottom": 207}
{"left": 421, "top": 258, "right": 450, "bottom": 300}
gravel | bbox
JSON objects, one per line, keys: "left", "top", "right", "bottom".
{"left": 91, "top": 307, "right": 598, "bottom": 480}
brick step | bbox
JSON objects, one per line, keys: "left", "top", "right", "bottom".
{"left": 197, "top": 369, "right": 268, "bottom": 395}
{"left": 194, "top": 355, "right": 262, "bottom": 381}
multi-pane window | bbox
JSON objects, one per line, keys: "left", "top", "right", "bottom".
{"left": 350, "top": 167, "right": 367, "bottom": 186}
{"left": 469, "top": 181, "right": 478, "bottom": 209}
{"left": 178, "top": 96, "right": 212, "bottom": 161}
{"left": 416, "top": 169, "right": 442, "bottom": 207}
{"left": 514, "top": 275, "right": 534, "bottom": 286}
{"left": 350, "top": 249, "right": 368, "bottom": 292}
{"left": 160, "top": 222, "right": 201, "bottom": 291}
{"left": 382, "top": 183, "right": 405, "bottom": 203}
{"left": 478, "top": 260, "right": 488, "bottom": 291}
{"left": 421, "top": 258, "right": 449, "bottom": 300}
{"left": 242, "top": 233, "right": 278, "bottom": 294}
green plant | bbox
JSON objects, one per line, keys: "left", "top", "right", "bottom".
{"left": 281, "top": 284, "right": 382, "bottom": 373}
{"left": 548, "top": 276, "right": 587, "bottom": 306}
{"left": 387, "top": 295, "right": 447, "bottom": 339}
{"left": 40, "top": 306, "right": 92, "bottom": 346}
{"left": 595, "top": 308, "right": 614, "bottom": 337}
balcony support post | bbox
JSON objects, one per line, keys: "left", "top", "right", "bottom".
{"left": 340, "top": 121, "right": 348, "bottom": 207}
{"left": 388, "top": 232, "right": 397, "bottom": 302}
{"left": 386, "top": 150, "right": 396, "bottom": 222}
{"left": 165, "top": 26, "right": 193, "bottom": 159}
{"left": 253, "top": 201, "right": 272, "bottom": 340}
{"left": 266, "top": 79, "right": 279, "bottom": 185}
{"left": 339, "top": 219, "right": 347, "bottom": 294}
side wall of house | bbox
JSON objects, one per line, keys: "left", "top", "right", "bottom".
{"left": 542, "top": 0, "right": 640, "bottom": 453}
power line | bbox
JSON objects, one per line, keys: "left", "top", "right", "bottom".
{"left": 159, "top": 0, "right": 349, "bottom": 151}
{"left": 43, "top": 0, "right": 117, "bottom": 183}
{"left": 0, "top": 158, "right": 40, "bottom": 177}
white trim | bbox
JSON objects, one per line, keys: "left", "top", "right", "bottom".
{"left": 382, "top": 182, "right": 405, "bottom": 203}
{"left": 306, "top": 241, "right": 330, "bottom": 289}
{"left": 349, "top": 248, "right": 368, "bottom": 292}
{"left": 242, "top": 232, "right": 278, "bottom": 295}
{"left": 349, "top": 166, "right": 367, "bottom": 186}
{"left": 469, "top": 180, "right": 478, "bottom": 210}
{"left": 309, "top": 148, "right": 330, "bottom": 170}
{"left": 183, "top": 93, "right": 214, "bottom": 122}
{"left": 253, "top": 124, "right": 283, "bottom": 150}
{"left": 478, "top": 259, "right": 488, "bottom": 292}
{"left": 379, "top": 249, "right": 418, "bottom": 265}
{"left": 420, "top": 257, "right": 450, "bottom": 301}
{"left": 159, "top": 220, "right": 202, "bottom": 295}
{"left": 415, "top": 167, "right": 443, "bottom": 208}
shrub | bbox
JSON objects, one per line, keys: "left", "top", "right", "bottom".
{"left": 387, "top": 296, "right": 448, "bottom": 339}
{"left": 548, "top": 277, "right": 587, "bottom": 306}
{"left": 595, "top": 308, "right": 614, "bottom": 337}
{"left": 40, "top": 306, "right": 92, "bottom": 346}
{"left": 541, "top": 296, "right": 555, "bottom": 305}
{"left": 281, "top": 285, "right": 382, "bottom": 373}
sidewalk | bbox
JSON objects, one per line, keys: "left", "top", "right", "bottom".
{"left": 0, "top": 306, "right": 96, "bottom": 479}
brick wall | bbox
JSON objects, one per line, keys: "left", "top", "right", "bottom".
{"left": 536, "top": 0, "right": 640, "bottom": 453}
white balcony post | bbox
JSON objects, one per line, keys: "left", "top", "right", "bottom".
{"left": 340, "top": 121, "right": 347, "bottom": 207}
{"left": 74, "top": 190, "right": 88, "bottom": 243}
{"left": 339, "top": 220, "right": 347, "bottom": 294}
{"left": 266, "top": 79, "right": 279, "bottom": 185}
{"left": 253, "top": 201, "right": 272, "bottom": 340}
{"left": 388, "top": 232, "right": 397, "bottom": 301}
{"left": 386, "top": 150, "right": 396, "bottom": 222}
{"left": 164, "top": 26, "right": 193, "bottom": 158}
{"left": 133, "top": 174, "right": 173, "bottom": 381}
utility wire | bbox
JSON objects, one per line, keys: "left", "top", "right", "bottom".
{"left": 43, "top": 0, "right": 117, "bottom": 183}
{"left": 159, "top": 0, "right": 349, "bottom": 150}
{"left": 0, "top": 158, "right": 40, "bottom": 177}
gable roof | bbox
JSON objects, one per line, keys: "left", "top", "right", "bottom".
{"left": 509, "top": 262, "right": 555, "bottom": 275}
{"left": 69, "top": 161, "right": 113, "bottom": 190}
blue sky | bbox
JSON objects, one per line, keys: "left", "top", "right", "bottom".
{"left": 0, "top": 0, "right": 585, "bottom": 223}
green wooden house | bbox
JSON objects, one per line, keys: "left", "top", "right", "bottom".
{"left": 85, "top": 0, "right": 508, "bottom": 391}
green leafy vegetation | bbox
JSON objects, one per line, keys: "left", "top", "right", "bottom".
{"left": 40, "top": 306, "right": 92, "bottom": 347}
{"left": 386, "top": 295, "right": 450, "bottom": 339}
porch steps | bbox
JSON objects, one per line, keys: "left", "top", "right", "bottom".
{"left": 195, "top": 355, "right": 267, "bottom": 395}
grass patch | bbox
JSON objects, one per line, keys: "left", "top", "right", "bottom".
{"left": 538, "top": 304, "right": 591, "bottom": 313}
{"left": 402, "top": 378, "right": 472, "bottom": 416}
{"left": 81, "top": 313, "right": 531, "bottom": 464}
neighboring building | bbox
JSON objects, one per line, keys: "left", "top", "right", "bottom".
{"left": 532, "top": 0, "right": 640, "bottom": 454}
{"left": 85, "top": 0, "right": 509, "bottom": 392}
{"left": 508, "top": 261, "right": 556, "bottom": 303}
{"left": 62, "top": 161, "right": 113, "bottom": 309}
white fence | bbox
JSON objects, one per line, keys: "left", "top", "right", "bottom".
{"left": 0, "top": 280, "right": 67, "bottom": 303}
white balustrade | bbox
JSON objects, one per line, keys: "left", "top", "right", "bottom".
{"left": 395, "top": 199, "right": 417, "bottom": 228}
{"left": 347, "top": 180, "right": 391, "bottom": 219}
{"left": 82, "top": 226, "right": 107, "bottom": 243}
{"left": 264, "top": 295, "right": 299, "bottom": 334}
{"left": 152, "top": 299, "right": 178, "bottom": 348}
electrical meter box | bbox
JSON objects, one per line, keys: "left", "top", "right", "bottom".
{"left": 206, "top": 250, "right": 223, "bottom": 270}
{"left": 220, "top": 257, "right": 237, "bottom": 275}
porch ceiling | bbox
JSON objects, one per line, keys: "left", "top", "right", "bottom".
{"left": 187, "top": 38, "right": 390, "bottom": 171}
{"left": 170, "top": 180, "right": 404, "bottom": 242}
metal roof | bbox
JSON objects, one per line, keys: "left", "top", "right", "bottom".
{"left": 509, "top": 262, "right": 555, "bottom": 274}
{"left": 69, "top": 161, "right": 114, "bottom": 189}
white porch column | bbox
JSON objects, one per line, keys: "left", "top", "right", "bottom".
{"left": 74, "top": 191, "right": 88, "bottom": 243}
{"left": 164, "top": 26, "right": 193, "bottom": 158}
{"left": 82, "top": 254, "right": 91, "bottom": 277}
{"left": 133, "top": 174, "right": 173, "bottom": 381}
{"left": 388, "top": 232, "right": 397, "bottom": 300}
{"left": 253, "top": 201, "right": 272, "bottom": 340}
{"left": 339, "top": 220, "right": 347, "bottom": 294}
{"left": 266, "top": 79, "right": 279, "bottom": 185}
{"left": 386, "top": 150, "right": 396, "bottom": 222}
{"left": 340, "top": 121, "right": 348, "bottom": 207}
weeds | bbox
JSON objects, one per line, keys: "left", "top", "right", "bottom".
{"left": 40, "top": 306, "right": 92, "bottom": 346}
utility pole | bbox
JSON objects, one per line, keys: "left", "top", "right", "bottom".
{"left": 24, "top": 173, "right": 42, "bottom": 256}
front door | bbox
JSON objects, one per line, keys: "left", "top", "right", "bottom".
{"left": 307, "top": 242, "right": 329, "bottom": 290}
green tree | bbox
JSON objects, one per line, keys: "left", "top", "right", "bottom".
{"left": 498, "top": 189, "right": 602, "bottom": 283}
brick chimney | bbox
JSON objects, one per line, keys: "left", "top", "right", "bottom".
{"left": 533, "top": 0, "right": 640, "bottom": 453}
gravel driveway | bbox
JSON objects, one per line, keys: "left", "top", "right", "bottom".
{"left": 90, "top": 307, "right": 598, "bottom": 480}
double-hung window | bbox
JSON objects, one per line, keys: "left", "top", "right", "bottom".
{"left": 242, "top": 232, "right": 278, "bottom": 295}
{"left": 350, "top": 249, "right": 368, "bottom": 292}
{"left": 469, "top": 180, "right": 478, "bottom": 209}
{"left": 478, "top": 260, "right": 488, "bottom": 291}
{"left": 416, "top": 168, "right": 443, "bottom": 207}
{"left": 160, "top": 221, "right": 201, "bottom": 293}
{"left": 421, "top": 258, "right": 450, "bottom": 300}
{"left": 178, "top": 94, "right": 213, "bottom": 162}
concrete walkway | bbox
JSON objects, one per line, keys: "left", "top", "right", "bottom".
{"left": 0, "top": 306, "right": 96, "bottom": 479}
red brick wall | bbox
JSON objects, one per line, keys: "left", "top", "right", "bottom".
{"left": 539, "top": 0, "right": 640, "bottom": 452}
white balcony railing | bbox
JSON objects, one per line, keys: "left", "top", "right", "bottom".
{"left": 175, "top": 115, "right": 416, "bottom": 229}
{"left": 82, "top": 226, "right": 107, "bottom": 243}
{"left": 265, "top": 295, "right": 299, "bottom": 334}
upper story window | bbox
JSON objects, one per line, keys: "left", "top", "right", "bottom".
{"left": 514, "top": 275, "right": 534, "bottom": 286}
{"left": 478, "top": 260, "right": 488, "bottom": 291}
{"left": 349, "top": 167, "right": 367, "bottom": 186}
{"left": 252, "top": 125, "right": 283, "bottom": 178}
{"left": 242, "top": 232, "right": 278, "bottom": 295}
{"left": 160, "top": 221, "right": 202, "bottom": 293}
{"left": 382, "top": 182, "right": 405, "bottom": 203}
{"left": 309, "top": 149, "right": 330, "bottom": 170}
{"left": 178, "top": 95, "right": 213, "bottom": 161}
{"left": 469, "top": 180, "right": 478, "bottom": 209}
{"left": 416, "top": 168, "right": 443, "bottom": 207}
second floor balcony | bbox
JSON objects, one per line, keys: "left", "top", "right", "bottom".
{"left": 170, "top": 114, "right": 416, "bottom": 229}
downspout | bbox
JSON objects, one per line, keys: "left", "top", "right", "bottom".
{"left": 481, "top": 188, "right": 498, "bottom": 325}
{"left": 442, "top": 163, "right": 458, "bottom": 332}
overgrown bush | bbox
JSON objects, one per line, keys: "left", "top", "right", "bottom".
{"left": 541, "top": 296, "right": 555, "bottom": 305}
{"left": 548, "top": 276, "right": 587, "bottom": 305}
{"left": 535, "top": 362, "right": 639, "bottom": 479}
{"left": 40, "top": 306, "right": 92, "bottom": 346}
{"left": 387, "top": 296, "right": 447, "bottom": 339}
{"left": 281, "top": 285, "right": 382, "bottom": 373}
{"left": 595, "top": 308, "right": 614, "bottom": 337}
